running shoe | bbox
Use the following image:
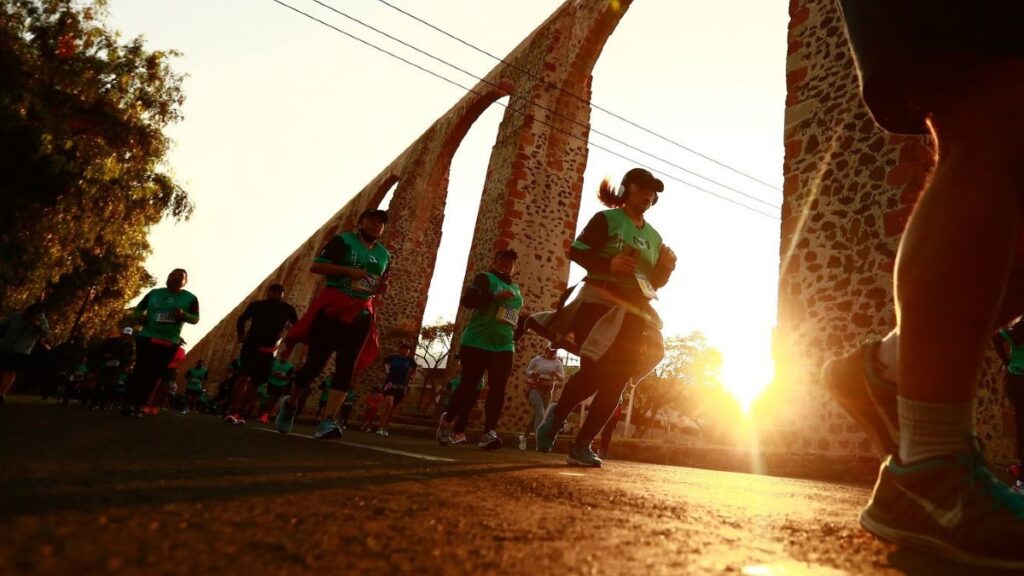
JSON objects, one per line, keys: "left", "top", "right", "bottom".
{"left": 1013, "top": 480, "right": 1024, "bottom": 496}
{"left": 378, "top": 428, "right": 389, "bottom": 437}
{"left": 821, "top": 339, "right": 899, "bottom": 457}
{"left": 258, "top": 413, "right": 270, "bottom": 424}
{"left": 436, "top": 411, "right": 452, "bottom": 446}
{"left": 313, "top": 420, "right": 342, "bottom": 439}
{"left": 223, "top": 414, "right": 238, "bottom": 424}
{"left": 233, "top": 415, "right": 246, "bottom": 425}
{"left": 450, "top": 432, "right": 467, "bottom": 445}
{"left": 274, "top": 395, "right": 296, "bottom": 434}
{"left": 479, "top": 429, "right": 502, "bottom": 450}
{"left": 535, "top": 405, "right": 564, "bottom": 453}
{"left": 518, "top": 434, "right": 527, "bottom": 451}
{"left": 567, "top": 443, "right": 603, "bottom": 468}
{"left": 859, "top": 438, "right": 1024, "bottom": 570}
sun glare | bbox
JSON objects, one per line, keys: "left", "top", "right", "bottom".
{"left": 719, "top": 343, "right": 775, "bottom": 413}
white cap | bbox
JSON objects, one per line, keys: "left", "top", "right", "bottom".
{"left": 122, "top": 327, "right": 134, "bottom": 335}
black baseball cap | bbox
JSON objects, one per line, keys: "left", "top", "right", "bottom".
{"left": 495, "top": 248, "right": 519, "bottom": 261}
{"left": 358, "top": 208, "right": 389, "bottom": 223}
{"left": 621, "top": 168, "right": 664, "bottom": 193}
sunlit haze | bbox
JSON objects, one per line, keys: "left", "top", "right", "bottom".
{"left": 106, "top": 0, "right": 786, "bottom": 407}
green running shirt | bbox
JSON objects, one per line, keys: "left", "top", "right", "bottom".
{"left": 459, "top": 272, "right": 523, "bottom": 353}
{"left": 135, "top": 288, "right": 199, "bottom": 344}
{"left": 314, "top": 231, "right": 390, "bottom": 300}
{"left": 572, "top": 208, "right": 663, "bottom": 297}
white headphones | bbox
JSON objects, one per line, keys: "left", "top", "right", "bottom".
{"left": 614, "top": 182, "right": 658, "bottom": 205}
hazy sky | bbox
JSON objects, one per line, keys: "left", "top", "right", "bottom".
{"left": 105, "top": 0, "right": 786, "bottom": 399}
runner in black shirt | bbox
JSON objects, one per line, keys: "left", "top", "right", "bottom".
{"left": 225, "top": 283, "right": 297, "bottom": 424}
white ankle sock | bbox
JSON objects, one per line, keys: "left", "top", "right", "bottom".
{"left": 898, "top": 396, "right": 974, "bottom": 464}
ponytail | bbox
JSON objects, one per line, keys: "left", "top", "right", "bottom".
{"left": 597, "top": 178, "right": 624, "bottom": 208}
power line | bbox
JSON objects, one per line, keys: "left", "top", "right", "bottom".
{"left": 308, "top": 0, "right": 780, "bottom": 211}
{"left": 267, "top": 0, "right": 779, "bottom": 220}
{"left": 373, "top": 0, "right": 782, "bottom": 194}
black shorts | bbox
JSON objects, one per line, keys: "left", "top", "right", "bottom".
{"left": 185, "top": 389, "right": 202, "bottom": 398}
{"left": 0, "top": 351, "right": 29, "bottom": 372}
{"left": 383, "top": 387, "right": 406, "bottom": 405}
{"left": 239, "top": 343, "right": 275, "bottom": 382}
{"left": 838, "top": 0, "right": 1024, "bottom": 134}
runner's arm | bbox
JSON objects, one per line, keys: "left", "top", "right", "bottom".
{"left": 460, "top": 273, "right": 493, "bottom": 309}
{"left": 235, "top": 302, "right": 255, "bottom": 339}
{"left": 569, "top": 213, "right": 611, "bottom": 274}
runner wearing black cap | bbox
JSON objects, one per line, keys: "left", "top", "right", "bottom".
{"left": 531, "top": 168, "right": 676, "bottom": 467}
{"left": 436, "top": 248, "right": 524, "bottom": 450}
{"left": 123, "top": 269, "right": 199, "bottom": 417}
{"left": 225, "top": 283, "right": 297, "bottom": 424}
{"left": 276, "top": 208, "right": 390, "bottom": 437}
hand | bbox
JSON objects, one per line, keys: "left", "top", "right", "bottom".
{"left": 349, "top": 268, "right": 372, "bottom": 281}
{"left": 496, "top": 290, "right": 514, "bottom": 299}
{"left": 173, "top": 308, "right": 186, "bottom": 320}
{"left": 658, "top": 245, "right": 677, "bottom": 270}
{"left": 609, "top": 249, "right": 638, "bottom": 275}
{"left": 376, "top": 278, "right": 390, "bottom": 295}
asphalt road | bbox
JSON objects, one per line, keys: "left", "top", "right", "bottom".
{"left": 0, "top": 397, "right": 1011, "bottom": 575}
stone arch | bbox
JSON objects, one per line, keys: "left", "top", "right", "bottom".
{"left": 186, "top": 0, "right": 637, "bottom": 424}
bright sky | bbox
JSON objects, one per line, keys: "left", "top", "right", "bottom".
{"left": 106, "top": 0, "right": 786, "bottom": 403}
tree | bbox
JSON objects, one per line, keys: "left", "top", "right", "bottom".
{"left": 0, "top": 0, "right": 191, "bottom": 342}
{"left": 630, "top": 331, "right": 724, "bottom": 439}
{"left": 414, "top": 319, "right": 454, "bottom": 411}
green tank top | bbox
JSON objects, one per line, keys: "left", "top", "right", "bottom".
{"left": 314, "top": 232, "right": 390, "bottom": 300}
{"left": 459, "top": 272, "right": 523, "bottom": 353}
{"left": 573, "top": 208, "right": 662, "bottom": 296}
{"left": 1000, "top": 330, "right": 1024, "bottom": 374}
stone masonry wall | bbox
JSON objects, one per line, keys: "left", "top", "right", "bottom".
{"left": 778, "top": 0, "right": 1015, "bottom": 460}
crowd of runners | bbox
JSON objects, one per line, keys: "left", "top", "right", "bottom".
{"left": 0, "top": 149, "right": 1022, "bottom": 570}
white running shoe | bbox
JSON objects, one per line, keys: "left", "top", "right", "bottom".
{"left": 518, "top": 434, "right": 527, "bottom": 451}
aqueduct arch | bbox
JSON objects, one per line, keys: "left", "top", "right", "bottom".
{"left": 186, "top": 0, "right": 632, "bottom": 431}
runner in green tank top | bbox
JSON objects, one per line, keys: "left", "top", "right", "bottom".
{"left": 994, "top": 320, "right": 1024, "bottom": 494}
{"left": 123, "top": 268, "right": 200, "bottom": 417}
{"left": 436, "top": 249, "right": 524, "bottom": 450}
{"left": 534, "top": 168, "right": 677, "bottom": 467}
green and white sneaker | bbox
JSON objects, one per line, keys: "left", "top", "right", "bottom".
{"left": 313, "top": 419, "right": 342, "bottom": 439}
{"left": 860, "top": 438, "right": 1024, "bottom": 570}
{"left": 535, "top": 405, "right": 564, "bottom": 453}
{"left": 567, "top": 443, "right": 602, "bottom": 468}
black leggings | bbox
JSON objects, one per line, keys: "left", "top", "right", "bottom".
{"left": 1006, "top": 371, "right": 1024, "bottom": 460}
{"left": 126, "top": 338, "right": 179, "bottom": 410}
{"left": 446, "top": 346, "right": 514, "bottom": 434}
{"left": 293, "top": 311, "right": 372, "bottom": 394}
{"left": 554, "top": 304, "right": 662, "bottom": 446}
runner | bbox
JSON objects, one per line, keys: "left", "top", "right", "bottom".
{"left": 359, "top": 386, "right": 384, "bottom": 432}
{"left": 518, "top": 347, "right": 564, "bottom": 451}
{"left": 275, "top": 208, "right": 390, "bottom": 437}
{"left": 820, "top": 2, "right": 1024, "bottom": 567}
{"left": 123, "top": 268, "right": 199, "bottom": 417}
{"left": 435, "top": 249, "right": 524, "bottom": 450}
{"left": 377, "top": 342, "right": 418, "bottom": 437}
{"left": 993, "top": 320, "right": 1024, "bottom": 494}
{"left": 257, "top": 355, "right": 294, "bottom": 423}
{"left": 226, "top": 283, "right": 297, "bottom": 425}
{"left": 92, "top": 327, "right": 134, "bottom": 410}
{"left": 0, "top": 303, "right": 50, "bottom": 403}
{"left": 182, "top": 359, "right": 208, "bottom": 415}
{"left": 528, "top": 168, "right": 676, "bottom": 467}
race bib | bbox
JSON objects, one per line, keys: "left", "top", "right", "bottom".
{"left": 496, "top": 305, "right": 519, "bottom": 326}
{"left": 154, "top": 311, "right": 178, "bottom": 324}
{"left": 354, "top": 274, "right": 379, "bottom": 293}
{"left": 635, "top": 273, "right": 658, "bottom": 300}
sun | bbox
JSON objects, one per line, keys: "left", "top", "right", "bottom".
{"left": 717, "top": 341, "right": 775, "bottom": 413}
